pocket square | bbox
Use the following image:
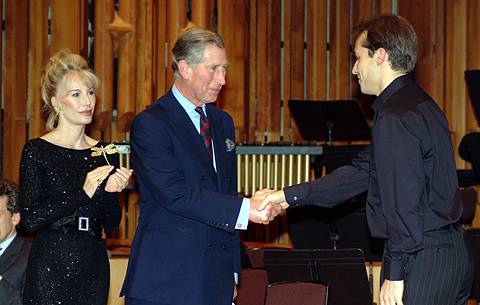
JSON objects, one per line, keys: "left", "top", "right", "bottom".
{"left": 225, "top": 138, "right": 235, "bottom": 152}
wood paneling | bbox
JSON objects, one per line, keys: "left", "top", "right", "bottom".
{"left": 445, "top": 0, "right": 467, "bottom": 167}
{"left": 3, "top": 0, "right": 28, "bottom": 182}
{"left": 153, "top": 0, "right": 167, "bottom": 100}
{"left": 93, "top": 0, "right": 114, "bottom": 141}
{"left": 431, "top": 0, "right": 446, "bottom": 112}
{"left": 282, "top": 0, "right": 293, "bottom": 141}
{"left": 329, "top": 0, "right": 350, "bottom": 100}
{"left": 399, "top": 0, "right": 435, "bottom": 95}
{"left": 115, "top": 0, "right": 137, "bottom": 141}
{"left": 289, "top": 0, "right": 305, "bottom": 101}
{"left": 466, "top": 0, "right": 480, "bottom": 132}
{"left": 248, "top": 0, "right": 257, "bottom": 141}
{"left": 27, "top": 0, "right": 48, "bottom": 139}
{"left": 49, "top": 0, "right": 87, "bottom": 55}
{"left": 166, "top": 0, "right": 188, "bottom": 87}
{"left": 217, "top": 0, "right": 248, "bottom": 141}
{"left": 306, "top": 0, "right": 327, "bottom": 100}
{"left": 136, "top": 0, "right": 154, "bottom": 112}
{"left": 191, "top": 0, "right": 214, "bottom": 30}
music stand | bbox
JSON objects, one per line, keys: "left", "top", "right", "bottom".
{"left": 264, "top": 248, "right": 372, "bottom": 305}
{"left": 458, "top": 70, "right": 480, "bottom": 186}
{"left": 465, "top": 70, "right": 480, "bottom": 125}
{"left": 286, "top": 100, "right": 382, "bottom": 262}
{"left": 288, "top": 99, "right": 371, "bottom": 143}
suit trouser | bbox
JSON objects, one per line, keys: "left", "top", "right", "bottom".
{"left": 126, "top": 297, "right": 168, "bottom": 305}
{"left": 381, "top": 224, "right": 474, "bottom": 305}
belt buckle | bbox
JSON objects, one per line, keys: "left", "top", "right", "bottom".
{"left": 78, "top": 217, "right": 89, "bottom": 231}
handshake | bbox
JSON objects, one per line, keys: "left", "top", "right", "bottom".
{"left": 248, "top": 189, "right": 290, "bottom": 224}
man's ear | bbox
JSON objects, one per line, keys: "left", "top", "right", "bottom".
{"left": 376, "top": 48, "right": 389, "bottom": 65}
{"left": 177, "top": 60, "right": 190, "bottom": 80}
{"left": 11, "top": 212, "right": 20, "bottom": 227}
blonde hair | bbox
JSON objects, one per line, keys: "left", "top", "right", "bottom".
{"left": 41, "top": 49, "right": 99, "bottom": 130}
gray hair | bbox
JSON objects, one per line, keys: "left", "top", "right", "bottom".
{"left": 171, "top": 27, "right": 225, "bottom": 78}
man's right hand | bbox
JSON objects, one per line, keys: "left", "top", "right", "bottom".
{"left": 248, "top": 189, "right": 283, "bottom": 224}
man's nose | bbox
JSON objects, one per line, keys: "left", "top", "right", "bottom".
{"left": 215, "top": 70, "right": 226, "bottom": 85}
{"left": 352, "top": 61, "right": 358, "bottom": 75}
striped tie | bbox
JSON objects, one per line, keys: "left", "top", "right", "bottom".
{"left": 195, "top": 106, "right": 213, "bottom": 158}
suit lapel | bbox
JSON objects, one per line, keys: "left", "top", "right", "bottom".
{"left": 0, "top": 235, "right": 22, "bottom": 274}
{"left": 164, "top": 93, "right": 217, "bottom": 182}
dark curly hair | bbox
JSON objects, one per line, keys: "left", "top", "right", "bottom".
{"left": 0, "top": 180, "right": 19, "bottom": 214}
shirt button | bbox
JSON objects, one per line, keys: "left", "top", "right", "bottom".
{"left": 293, "top": 196, "right": 298, "bottom": 201}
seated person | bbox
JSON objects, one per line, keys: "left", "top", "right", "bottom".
{"left": 0, "top": 180, "right": 31, "bottom": 305}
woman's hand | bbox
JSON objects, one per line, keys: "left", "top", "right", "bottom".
{"left": 83, "top": 165, "right": 114, "bottom": 198}
{"left": 105, "top": 167, "right": 134, "bottom": 193}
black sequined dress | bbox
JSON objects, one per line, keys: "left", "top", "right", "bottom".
{"left": 19, "top": 138, "right": 122, "bottom": 305}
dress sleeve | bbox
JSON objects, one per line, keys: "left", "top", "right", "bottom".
{"left": 19, "top": 141, "right": 92, "bottom": 233}
{"left": 95, "top": 151, "right": 122, "bottom": 234}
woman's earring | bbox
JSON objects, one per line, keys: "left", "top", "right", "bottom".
{"left": 54, "top": 104, "right": 62, "bottom": 114}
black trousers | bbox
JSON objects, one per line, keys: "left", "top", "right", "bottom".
{"left": 381, "top": 225, "right": 474, "bottom": 305}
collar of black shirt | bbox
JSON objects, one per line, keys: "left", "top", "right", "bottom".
{"left": 371, "top": 74, "right": 416, "bottom": 113}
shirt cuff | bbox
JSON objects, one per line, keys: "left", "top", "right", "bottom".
{"left": 383, "top": 249, "right": 405, "bottom": 280}
{"left": 234, "top": 272, "right": 238, "bottom": 284}
{"left": 235, "top": 198, "right": 250, "bottom": 230}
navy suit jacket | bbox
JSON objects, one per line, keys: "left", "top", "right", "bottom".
{"left": 121, "top": 90, "right": 242, "bottom": 305}
{"left": 0, "top": 235, "right": 31, "bottom": 305}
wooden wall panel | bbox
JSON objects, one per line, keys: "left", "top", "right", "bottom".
{"left": 217, "top": 0, "right": 248, "bottom": 141}
{"left": 191, "top": 0, "right": 214, "bottom": 30}
{"left": 282, "top": 0, "right": 293, "bottom": 141}
{"left": 92, "top": 0, "right": 114, "bottom": 141}
{"left": 399, "top": 0, "right": 435, "bottom": 95}
{"left": 153, "top": 0, "right": 167, "bottom": 99}
{"left": 289, "top": 0, "right": 305, "bottom": 101}
{"left": 166, "top": 0, "right": 188, "bottom": 88}
{"left": 49, "top": 0, "right": 87, "bottom": 55}
{"left": 248, "top": 0, "right": 257, "bottom": 141}
{"left": 328, "top": 0, "right": 350, "bottom": 99}
{"left": 375, "top": 0, "right": 393, "bottom": 14}
{"left": 136, "top": 0, "right": 154, "bottom": 112}
{"left": 267, "top": 0, "right": 282, "bottom": 137}
{"left": 306, "top": 0, "right": 327, "bottom": 100}
{"left": 115, "top": 0, "right": 137, "bottom": 142}
{"left": 27, "top": 0, "right": 48, "bottom": 139}
{"left": 465, "top": 0, "right": 480, "bottom": 132}
{"left": 3, "top": 0, "right": 28, "bottom": 182}
{"left": 255, "top": 0, "right": 269, "bottom": 135}
{"left": 445, "top": 0, "right": 467, "bottom": 167}
{"left": 431, "top": 0, "right": 445, "bottom": 112}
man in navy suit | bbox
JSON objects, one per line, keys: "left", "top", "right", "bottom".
{"left": 121, "top": 27, "right": 281, "bottom": 305}
{"left": 0, "top": 180, "right": 31, "bottom": 305}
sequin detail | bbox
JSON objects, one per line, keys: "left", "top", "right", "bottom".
{"left": 19, "top": 138, "right": 121, "bottom": 305}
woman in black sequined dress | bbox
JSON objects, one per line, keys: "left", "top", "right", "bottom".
{"left": 19, "top": 50, "right": 133, "bottom": 305}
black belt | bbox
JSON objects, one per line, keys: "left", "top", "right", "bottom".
{"left": 48, "top": 215, "right": 103, "bottom": 239}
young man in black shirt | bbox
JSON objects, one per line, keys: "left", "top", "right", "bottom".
{"left": 260, "top": 14, "right": 473, "bottom": 305}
